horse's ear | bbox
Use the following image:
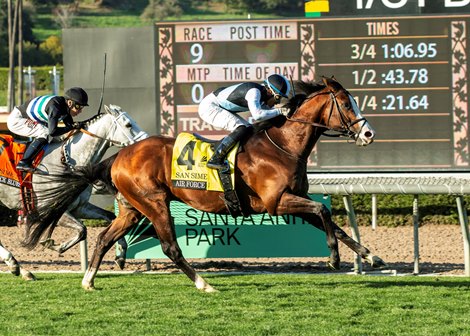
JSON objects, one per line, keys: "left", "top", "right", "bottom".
{"left": 323, "top": 76, "right": 341, "bottom": 91}
{"left": 322, "top": 76, "right": 334, "bottom": 88}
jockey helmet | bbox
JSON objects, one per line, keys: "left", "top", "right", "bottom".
{"left": 65, "top": 87, "right": 89, "bottom": 106}
{"left": 265, "top": 74, "right": 291, "bottom": 98}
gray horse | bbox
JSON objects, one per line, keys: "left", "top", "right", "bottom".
{"left": 0, "top": 104, "right": 148, "bottom": 280}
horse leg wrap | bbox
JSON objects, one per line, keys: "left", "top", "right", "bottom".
{"left": 217, "top": 170, "right": 244, "bottom": 217}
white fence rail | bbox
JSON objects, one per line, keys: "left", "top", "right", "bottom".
{"left": 308, "top": 172, "right": 470, "bottom": 276}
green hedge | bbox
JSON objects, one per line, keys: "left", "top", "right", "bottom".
{"left": 331, "top": 194, "right": 469, "bottom": 227}
{"left": 0, "top": 66, "right": 64, "bottom": 91}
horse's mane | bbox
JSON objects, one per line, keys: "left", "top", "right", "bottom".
{"left": 254, "top": 80, "right": 325, "bottom": 132}
{"left": 80, "top": 112, "right": 106, "bottom": 128}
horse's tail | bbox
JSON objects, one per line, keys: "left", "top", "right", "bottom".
{"left": 21, "top": 155, "right": 117, "bottom": 250}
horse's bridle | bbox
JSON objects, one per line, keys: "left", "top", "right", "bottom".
{"left": 109, "top": 111, "right": 148, "bottom": 146}
{"left": 60, "top": 111, "right": 148, "bottom": 170}
{"left": 286, "top": 89, "right": 367, "bottom": 138}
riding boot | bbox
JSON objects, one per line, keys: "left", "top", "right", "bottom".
{"left": 16, "top": 138, "right": 48, "bottom": 173}
{"left": 207, "top": 125, "right": 252, "bottom": 170}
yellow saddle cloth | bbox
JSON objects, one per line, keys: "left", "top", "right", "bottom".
{"left": 171, "top": 132, "right": 238, "bottom": 192}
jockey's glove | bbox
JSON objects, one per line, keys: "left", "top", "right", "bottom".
{"left": 72, "top": 121, "right": 84, "bottom": 129}
{"left": 278, "top": 107, "right": 290, "bottom": 116}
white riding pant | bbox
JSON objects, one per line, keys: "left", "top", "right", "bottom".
{"left": 198, "top": 93, "right": 250, "bottom": 132}
{"left": 7, "top": 108, "right": 49, "bottom": 139}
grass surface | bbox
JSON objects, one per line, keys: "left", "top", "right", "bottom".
{"left": 0, "top": 273, "right": 469, "bottom": 335}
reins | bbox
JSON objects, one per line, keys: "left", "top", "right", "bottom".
{"left": 286, "top": 90, "right": 366, "bottom": 138}
{"left": 263, "top": 129, "right": 307, "bottom": 163}
{"left": 264, "top": 87, "right": 368, "bottom": 160}
{"left": 78, "top": 128, "right": 121, "bottom": 145}
{"left": 60, "top": 112, "right": 124, "bottom": 170}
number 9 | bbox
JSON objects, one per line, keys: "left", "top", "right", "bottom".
{"left": 190, "top": 43, "right": 203, "bottom": 64}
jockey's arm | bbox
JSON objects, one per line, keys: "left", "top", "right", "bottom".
{"left": 47, "top": 103, "right": 74, "bottom": 137}
{"left": 246, "top": 88, "right": 282, "bottom": 122}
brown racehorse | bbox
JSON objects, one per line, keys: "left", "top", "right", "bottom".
{"left": 24, "top": 77, "right": 386, "bottom": 291}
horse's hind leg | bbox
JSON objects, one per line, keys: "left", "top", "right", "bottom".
{"left": 0, "top": 240, "right": 36, "bottom": 280}
{"left": 41, "top": 212, "right": 86, "bottom": 254}
{"left": 71, "top": 200, "right": 128, "bottom": 269}
{"left": 82, "top": 205, "right": 143, "bottom": 290}
{"left": 144, "top": 199, "right": 217, "bottom": 293}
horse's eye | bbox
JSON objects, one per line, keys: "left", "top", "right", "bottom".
{"left": 343, "top": 102, "right": 351, "bottom": 110}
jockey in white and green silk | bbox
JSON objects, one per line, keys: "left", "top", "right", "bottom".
{"left": 7, "top": 87, "right": 88, "bottom": 173}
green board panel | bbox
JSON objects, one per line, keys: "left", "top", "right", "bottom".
{"left": 118, "top": 194, "right": 330, "bottom": 259}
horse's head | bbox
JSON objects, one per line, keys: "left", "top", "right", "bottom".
{"left": 290, "top": 77, "right": 375, "bottom": 146}
{"left": 99, "top": 105, "right": 149, "bottom": 147}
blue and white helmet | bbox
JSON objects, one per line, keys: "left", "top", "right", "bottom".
{"left": 265, "top": 74, "right": 291, "bottom": 98}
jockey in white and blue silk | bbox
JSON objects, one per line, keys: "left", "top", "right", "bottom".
{"left": 198, "top": 74, "right": 291, "bottom": 170}
{"left": 7, "top": 87, "right": 88, "bottom": 173}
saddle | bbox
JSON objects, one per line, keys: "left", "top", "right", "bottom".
{"left": 171, "top": 132, "right": 246, "bottom": 217}
{"left": 0, "top": 135, "right": 45, "bottom": 217}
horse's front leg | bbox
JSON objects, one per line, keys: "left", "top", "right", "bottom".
{"left": 276, "top": 193, "right": 340, "bottom": 270}
{"left": 333, "top": 225, "right": 387, "bottom": 269}
{"left": 142, "top": 198, "right": 217, "bottom": 293}
{"left": 0, "top": 240, "right": 35, "bottom": 280}
{"left": 276, "top": 193, "right": 387, "bottom": 270}
{"left": 40, "top": 212, "right": 86, "bottom": 254}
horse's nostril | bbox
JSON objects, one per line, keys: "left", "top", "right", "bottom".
{"left": 364, "top": 131, "right": 373, "bottom": 138}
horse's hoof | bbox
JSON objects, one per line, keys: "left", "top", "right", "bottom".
{"left": 10, "top": 265, "right": 20, "bottom": 276}
{"left": 368, "top": 255, "right": 388, "bottom": 269}
{"left": 21, "top": 271, "right": 36, "bottom": 281}
{"left": 114, "top": 258, "right": 126, "bottom": 270}
{"left": 198, "top": 285, "right": 218, "bottom": 293}
{"left": 195, "top": 275, "right": 217, "bottom": 292}
{"left": 327, "top": 261, "right": 340, "bottom": 271}
{"left": 5, "top": 257, "right": 20, "bottom": 276}
{"left": 82, "top": 284, "right": 95, "bottom": 291}
{"left": 40, "top": 238, "right": 55, "bottom": 249}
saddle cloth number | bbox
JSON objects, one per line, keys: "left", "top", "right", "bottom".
{"left": 171, "top": 133, "right": 238, "bottom": 192}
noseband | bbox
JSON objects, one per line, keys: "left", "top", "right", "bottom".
{"left": 287, "top": 90, "right": 367, "bottom": 138}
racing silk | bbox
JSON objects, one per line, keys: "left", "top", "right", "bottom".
{"left": 213, "top": 82, "right": 281, "bottom": 121}
{"left": 17, "top": 96, "right": 74, "bottom": 137}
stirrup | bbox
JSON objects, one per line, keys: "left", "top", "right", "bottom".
{"left": 206, "top": 161, "right": 229, "bottom": 170}
{"left": 16, "top": 162, "right": 35, "bottom": 173}
{"left": 206, "top": 157, "right": 229, "bottom": 170}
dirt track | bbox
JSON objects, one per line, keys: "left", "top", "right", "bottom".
{"left": 0, "top": 224, "right": 466, "bottom": 275}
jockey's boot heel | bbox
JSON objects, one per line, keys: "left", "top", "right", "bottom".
{"left": 16, "top": 138, "right": 47, "bottom": 173}
{"left": 206, "top": 125, "right": 252, "bottom": 170}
